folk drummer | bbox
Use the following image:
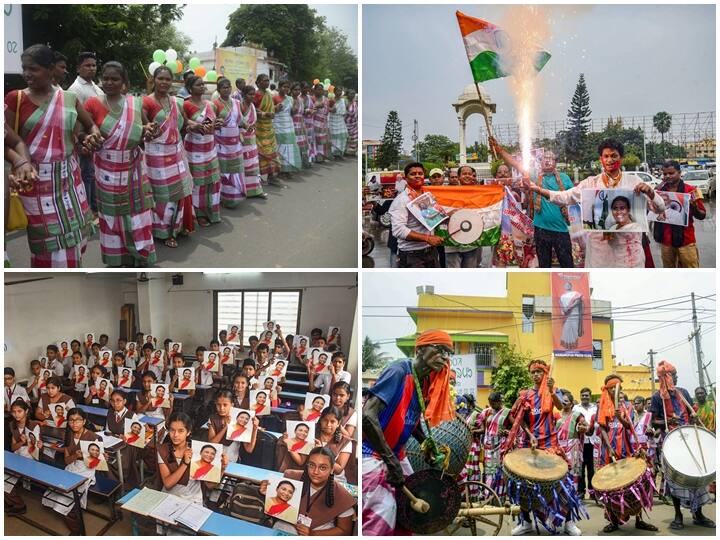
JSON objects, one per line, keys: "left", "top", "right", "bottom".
{"left": 593, "top": 375, "right": 657, "bottom": 533}
{"left": 649, "top": 360, "right": 715, "bottom": 530}
{"left": 501, "top": 359, "right": 584, "bottom": 536}
{"left": 361, "top": 330, "right": 456, "bottom": 535}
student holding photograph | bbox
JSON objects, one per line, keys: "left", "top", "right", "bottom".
{"left": 105, "top": 390, "right": 138, "bottom": 489}
{"left": 45, "top": 345, "right": 65, "bottom": 377}
{"left": 25, "top": 360, "right": 43, "bottom": 402}
{"left": 331, "top": 381, "right": 357, "bottom": 439}
{"left": 4, "top": 367, "right": 30, "bottom": 411}
{"left": 136, "top": 371, "right": 172, "bottom": 420}
{"left": 84, "top": 365, "right": 108, "bottom": 406}
{"left": 36, "top": 376, "right": 75, "bottom": 432}
{"left": 310, "top": 351, "right": 351, "bottom": 395}
{"left": 316, "top": 406, "right": 353, "bottom": 478}
{"left": 207, "top": 390, "right": 259, "bottom": 463}
{"left": 157, "top": 412, "right": 226, "bottom": 505}
{"left": 5, "top": 401, "right": 43, "bottom": 515}
{"left": 261, "top": 447, "right": 355, "bottom": 535}
{"left": 231, "top": 373, "right": 251, "bottom": 409}
{"left": 41, "top": 408, "right": 100, "bottom": 534}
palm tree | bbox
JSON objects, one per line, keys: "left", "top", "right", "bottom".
{"left": 653, "top": 111, "right": 672, "bottom": 145}
{"left": 362, "top": 336, "right": 392, "bottom": 372}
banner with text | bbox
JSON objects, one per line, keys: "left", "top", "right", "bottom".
{"left": 450, "top": 354, "right": 477, "bottom": 397}
{"left": 214, "top": 48, "right": 258, "bottom": 87}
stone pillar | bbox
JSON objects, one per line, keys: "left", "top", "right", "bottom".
{"left": 458, "top": 116, "right": 466, "bottom": 165}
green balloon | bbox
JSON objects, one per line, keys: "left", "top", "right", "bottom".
{"left": 206, "top": 70, "right": 218, "bottom": 82}
{"left": 166, "top": 60, "right": 178, "bottom": 74}
{"left": 189, "top": 57, "right": 201, "bottom": 70}
{"left": 153, "top": 49, "right": 166, "bottom": 64}
{"left": 324, "top": 78, "right": 331, "bottom": 85}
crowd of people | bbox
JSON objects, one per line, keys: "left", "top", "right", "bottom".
{"left": 386, "top": 138, "right": 706, "bottom": 268}
{"left": 4, "top": 45, "right": 358, "bottom": 267}
{"left": 362, "top": 329, "right": 716, "bottom": 536}
{"left": 4, "top": 325, "right": 357, "bottom": 535}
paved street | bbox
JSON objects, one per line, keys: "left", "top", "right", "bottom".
{"left": 432, "top": 498, "right": 716, "bottom": 536}
{"left": 7, "top": 157, "right": 358, "bottom": 268}
{"left": 363, "top": 199, "right": 716, "bottom": 269}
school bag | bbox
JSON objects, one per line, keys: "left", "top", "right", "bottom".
{"left": 222, "top": 481, "right": 272, "bottom": 526}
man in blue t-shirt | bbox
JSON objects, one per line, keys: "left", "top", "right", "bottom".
{"left": 490, "top": 138, "right": 575, "bottom": 268}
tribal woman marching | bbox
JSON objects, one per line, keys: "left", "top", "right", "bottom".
{"left": 213, "top": 77, "right": 246, "bottom": 208}
{"left": 290, "top": 82, "right": 310, "bottom": 168}
{"left": 84, "top": 61, "right": 157, "bottom": 266}
{"left": 328, "top": 87, "right": 348, "bottom": 159}
{"left": 312, "top": 83, "right": 330, "bottom": 163}
{"left": 183, "top": 75, "right": 222, "bottom": 226}
{"left": 272, "top": 80, "right": 302, "bottom": 175}
{"left": 555, "top": 390, "right": 587, "bottom": 489}
{"left": 254, "top": 74, "right": 281, "bottom": 184}
{"left": 344, "top": 89, "right": 358, "bottom": 157}
{"left": 239, "top": 85, "right": 265, "bottom": 198}
{"left": 301, "top": 82, "right": 317, "bottom": 165}
{"left": 5, "top": 44, "right": 101, "bottom": 267}
{"left": 142, "top": 65, "right": 197, "bottom": 248}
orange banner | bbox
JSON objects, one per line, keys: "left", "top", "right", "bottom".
{"left": 551, "top": 272, "right": 593, "bottom": 357}
{"left": 423, "top": 184, "right": 504, "bottom": 208}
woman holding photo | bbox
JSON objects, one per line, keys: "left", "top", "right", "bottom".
{"left": 207, "top": 390, "right": 258, "bottom": 463}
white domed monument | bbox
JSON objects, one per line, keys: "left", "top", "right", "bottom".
{"left": 452, "top": 83, "right": 496, "bottom": 164}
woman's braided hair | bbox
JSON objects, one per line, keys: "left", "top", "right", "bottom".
{"left": 301, "top": 446, "right": 336, "bottom": 508}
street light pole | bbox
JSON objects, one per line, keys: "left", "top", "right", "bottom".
{"left": 690, "top": 292, "right": 705, "bottom": 388}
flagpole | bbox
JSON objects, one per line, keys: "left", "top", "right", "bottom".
{"left": 473, "top": 81, "right": 497, "bottom": 159}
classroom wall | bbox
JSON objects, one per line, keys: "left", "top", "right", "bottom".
{"left": 5, "top": 274, "right": 136, "bottom": 380}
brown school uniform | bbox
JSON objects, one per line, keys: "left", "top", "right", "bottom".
{"left": 38, "top": 393, "right": 74, "bottom": 436}
{"left": 61, "top": 429, "right": 101, "bottom": 533}
{"left": 284, "top": 469, "right": 356, "bottom": 530}
{"left": 106, "top": 408, "right": 139, "bottom": 488}
{"left": 208, "top": 414, "right": 233, "bottom": 446}
{"left": 232, "top": 392, "right": 250, "bottom": 410}
{"left": 5, "top": 420, "right": 43, "bottom": 508}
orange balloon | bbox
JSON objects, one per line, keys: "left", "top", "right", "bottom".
{"left": 328, "top": 85, "right": 335, "bottom": 93}
{"left": 175, "top": 60, "right": 183, "bottom": 74}
{"left": 313, "top": 78, "right": 320, "bottom": 85}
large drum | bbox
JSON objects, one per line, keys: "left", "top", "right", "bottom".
{"left": 662, "top": 425, "right": 716, "bottom": 489}
{"left": 405, "top": 414, "right": 472, "bottom": 477}
{"left": 503, "top": 448, "right": 586, "bottom": 531}
{"left": 591, "top": 457, "right": 655, "bottom": 523}
{"left": 396, "top": 468, "right": 462, "bottom": 534}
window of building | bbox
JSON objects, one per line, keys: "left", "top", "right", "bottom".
{"left": 592, "top": 340, "right": 603, "bottom": 370}
{"left": 522, "top": 296, "right": 535, "bottom": 333}
{"left": 215, "top": 290, "right": 301, "bottom": 346}
{"left": 473, "top": 343, "right": 494, "bottom": 368}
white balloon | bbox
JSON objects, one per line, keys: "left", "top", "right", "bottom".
{"left": 149, "top": 61, "right": 161, "bottom": 76}
{"left": 165, "top": 48, "right": 177, "bottom": 63}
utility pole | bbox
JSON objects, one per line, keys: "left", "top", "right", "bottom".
{"left": 690, "top": 292, "right": 705, "bottom": 388}
{"left": 412, "top": 119, "right": 419, "bottom": 162}
{"left": 647, "top": 349, "right": 656, "bottom": 394}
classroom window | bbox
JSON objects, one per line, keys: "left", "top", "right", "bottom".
{"left": 522, "top": 296, "right": 535, "bottom": 333}
{"left": 216, "top": 290, "right": 301, "bottom": 345}
{"left": 473, "top": 343, "right": 494, "bottom": 368}
{"left": 592, "top": 340, "right": 603, "bottom": 370}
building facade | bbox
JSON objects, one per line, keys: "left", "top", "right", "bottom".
{"left": 393, "top": 273, "right": 652, "bottom": 406}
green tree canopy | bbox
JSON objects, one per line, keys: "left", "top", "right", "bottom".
{"left": 223, "top": 4, "right": 356, "bottom": 88}
{"left": 490, "top": 344, "right": 533, "bottom": 406}
{"left": 417, "top": 134, "right": 458, "bottom": 164}
{"left": 362, "top": 336, "right": 391, "bottom": 372}
{"left": 377, "top": 111, "right": 403, "bottom": 169}
{"left": 565, "top": 73, "right": 592, "bottom": 163}
{"left": 653, "top": 111, "right": 672, "bottom": 144}
{"left": 20, "top": 4, "right": 189, "bottom": 90}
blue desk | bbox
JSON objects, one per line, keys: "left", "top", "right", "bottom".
{"left": 224, "top": 463, "right": 283, "bottom": 483}
{"left": 139, "top": 415, "right": 164, "bottom": 427}
{"left": 271, "top": 406, "right": 295, "bottom": 415}
{"left": 172, "top": 393, "right": 191, "bottom": 400}
{"left": 78, "top": 403, "right": 109, "bottom": 417}
{"left": 4, "top": 451, "right": 88, "bottom": 534}
{"left": 117, "top": 488, "right": 286, "bottom": 535}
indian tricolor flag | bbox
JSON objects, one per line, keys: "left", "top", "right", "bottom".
{"left": 423, "top": 185, "right": 505, "bottom": 248}
{"left": 456, "top": 10, "right": 551, "bottom": 83}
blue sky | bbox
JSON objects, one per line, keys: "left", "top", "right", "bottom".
{"left": 363, "top": 4, "right": 716, "bottom": 148}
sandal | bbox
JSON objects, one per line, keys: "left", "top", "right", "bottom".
{"left": 669, "top": 519, "right": 684, "bottom": 530}
{"left": 692, "top": 516, "right": 715, "bottom": 528}
{"left": 198, "top": 217, "right": 211, "bottom": 227}
{"left": 603, "top": 523, "right": 619, "bottom": 533}
{"left": 635, "top": 520, "right": 658, "bottom": 531}
{"left": 164, "top": 238, "right": 178, "bottom": 248}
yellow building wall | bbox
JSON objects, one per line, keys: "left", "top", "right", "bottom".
{"left": 413, "top": 272, "right": 627, "bottom": 406}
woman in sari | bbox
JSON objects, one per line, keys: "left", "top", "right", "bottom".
{"left": 312, "top": 83, "right": 330, "bottom": 163}
{"left": 4, "top": 44, "right": 102, "bottom": 267}
{"left": 142, "top": 66, "right": 198, "bottom": 248}
{"left": 239, "top": 85, "right": 266, "bottom": 198}
{"left": 555, "top": 390, "right": 587, "bottom": 488}
{"left": 559, "top": 281, "right": 584, "bottom": 349}
{"left": 253, "top": 74, "right": 281, "bottom": 183}
{"left": 272, "top": 80, "right": 302, "bottom": 175}
{"left": 84, "top": 61, "right": 157, "bottom": 267}
{"left": 184, "top": 75, "right": 222, "bottom": 226}
{"left": 213, "top": 77, "right": 246, "bottom": 208}
{"left": 344, "top": 89, "right": 358, "bottom": 157}
{"left": 290, "top": 82, "right": 310, "bottom": 168}
{"left": 328, "top": 87, "right": 348, "bottom": 159}
{"left": 301, "top": 82, "right": 317, "bottom": 165}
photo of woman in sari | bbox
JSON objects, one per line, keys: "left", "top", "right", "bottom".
{"left": 559, "top": 281, "right": 584, "bottom": 349}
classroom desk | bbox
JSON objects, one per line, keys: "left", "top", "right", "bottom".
{"left": 4, "top": 450, "right": 88, "bottom": 535}
{"left": 223, "top": 462, "right": 283, "bottom": 483}
{"left": 78, "top": 403, "right": 109, "bottom": 418}
{"left": 117, "top": 488, "right": 286, "bottom": 536}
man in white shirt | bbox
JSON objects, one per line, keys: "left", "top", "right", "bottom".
{"left": 572, "top": 387, "right": 597, "bottom": 499}
{"left": 68, "top": 51, "right": 104, "bottom": 215}
{"left": 310, "top": 351, "right": 351, "bottom": 395}
{"left": 388, "top": 162, "right": 444, "bottom": 267}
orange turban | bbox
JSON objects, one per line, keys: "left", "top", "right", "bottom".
{"left": 528, "top": 361, "right": 553, "bottom": 414}
{"left": 598, "top": 376, "right": 622, "bottom": 428}
{"left": 657, "top": 360, "right": 676, "bottom": 400}
{"left": 415, "top": 330, "right": 453, "bottom": 348}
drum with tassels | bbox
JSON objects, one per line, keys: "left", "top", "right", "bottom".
{"left": 404, "top": 414, "right": 472, "bottom": 477}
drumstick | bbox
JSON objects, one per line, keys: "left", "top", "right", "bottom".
{"left": 614, "top": 384, "right": 620, "bottom": 409}
{"left": 674, "top": 390, "right": 708, "bottom": 472}
{"left": 401, "top": 485, "right": 430, "bottom": 514}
